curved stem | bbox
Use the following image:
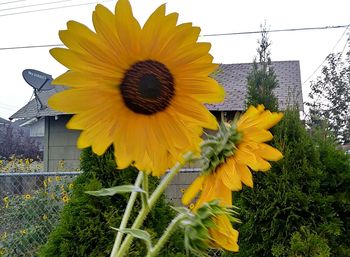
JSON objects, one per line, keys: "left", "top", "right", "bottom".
{"left": 110, "top": 171, "right": 143, "bottom": 257}
{"left": 116, "top": 152, "right": 193, "bottom": 257}
{"left": 147, "top": 214, "right": 185, "bottom": 257}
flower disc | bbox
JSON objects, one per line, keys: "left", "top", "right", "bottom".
{"left": 48, "top": 0, "right": 224, "bottom": 176}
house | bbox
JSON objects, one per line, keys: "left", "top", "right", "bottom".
{"left": 10, "top": 61, "right": 303, "bottom": 174}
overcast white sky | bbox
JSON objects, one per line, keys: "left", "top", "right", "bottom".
{"left": 0, "top": 0, "right": 349, "bottom": 119}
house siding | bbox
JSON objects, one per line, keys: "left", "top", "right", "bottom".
{"left": 44, "top": 115, "right": 81, "bottom": 172}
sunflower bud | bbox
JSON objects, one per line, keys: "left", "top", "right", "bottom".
{"left": 176, "top": 201, "right": 239, "bottom": 256}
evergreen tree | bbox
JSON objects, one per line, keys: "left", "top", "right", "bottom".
{"left": 246, "top": 24, "right": 279, "bottom": 111}
{"left": 307, "top": 40, "right": 350, "bottom": 144}
{"left": 39, "top": 147, "right": 185, "bottom": 257}
{"left": 225, "top": 109, "right": 343, "bottom": 257}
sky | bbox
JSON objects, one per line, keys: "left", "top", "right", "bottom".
{"left": 0, "top": 0, "right": 349, "bottom": 119}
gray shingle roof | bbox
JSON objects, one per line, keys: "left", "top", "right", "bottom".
{"left": 10, "top": 60, "right": 303, "bottom": 120}
{"left": 0, "top": 117, "right": 11, "bottom": 125}
{"left": 208, "top": 61, "right": 303, "bottom": 111}
{"left": 10, "top": 87, "right": 65, "bottom": 120}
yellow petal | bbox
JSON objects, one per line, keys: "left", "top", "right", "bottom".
{"left": 255, "top": 143, "right": 283, "bottom": 161}
{"left": 176, "top": 77, "right": 225, "bottom": 103}
{"left": 182, "top": 175, "right": 205, "bottom": 205}
{"left": 114, "top": 0, "right": 141, "bottom": 57}
{"left": 242, "top": 127, "right": 273, "bottom": 143}
{"left": 236, "top": 163, "right": 253, "bottom": 188}
{"left": 218, "top": 160, "right": 242, "bottom": 191}
{"left": 171, "top": 96, "right": 218, "bottom": 130}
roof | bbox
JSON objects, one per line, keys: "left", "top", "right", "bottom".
{"left": 10, "top": 60, "right": 303, "bottom": 119}
{"left": 0, "top": 117, "right": 11, "bottom": 125}
{"left": 10, "top": 86, "right": 65, "bottom": 120}
{"left": 208, "top": 61, "right": 303, "bottom": 111}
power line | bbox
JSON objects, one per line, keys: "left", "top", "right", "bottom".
{"left": 201, "top": 24, "right": 350, "bottom": 37}
{"left": 0, "top": 44, "right": 63, "bottom": 51}
{"left": 0, "top": 0, "right": 26, "bottom": 5}
{"left": 1, "top": 23, "right": 350, "bottom": 51}
{"left": 0, "top": 0, "right": 73, "bottom": 12}
{"left": 302, "top": 25, "right": 350, "bottom": 85}
{"left": 0, "top": 0, "right": 113, "bottom": 17}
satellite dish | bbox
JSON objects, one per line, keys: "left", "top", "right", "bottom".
{"left": 22, "top": 69, "right": 54, "bottom": 91}
{"left": 22, "top": 69, "right": 55, "bottom": 110}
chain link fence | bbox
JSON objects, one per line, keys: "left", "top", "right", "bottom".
{"left": 0, "top": 169, "right": 223, "bottom": 257}
{"left": 0, "top": 171, "right": 79, "bottom": 257}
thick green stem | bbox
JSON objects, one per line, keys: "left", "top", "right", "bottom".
{"left": 116, "top": 152, "right": 193, "bottom": 257}
{"left": 110, "top": 171, "right": 143, "bottom": 257}
{"left": 147, "top": 214, "right": 185, "bottom": 257}
{"left": 141, "top": 173, "right": 149, "bottom": 210}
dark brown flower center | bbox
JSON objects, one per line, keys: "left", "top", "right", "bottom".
{"left": 120, "top": 60, "right": 174, "bottom": 115}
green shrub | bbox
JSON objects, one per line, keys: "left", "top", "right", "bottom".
{"left": 39, "top": 147, "right": 185, "bottom": 257}
{"left": 225, "top": 109, "right": 344, "bottom": 257}
{"left": 316, "top": 134, "right": 350, "bottom": 256}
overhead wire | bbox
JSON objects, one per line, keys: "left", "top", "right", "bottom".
{"left": 302, "top": 24, "right": 350, "bottom": 85}
{"left": 201, "top": 24, "right": 350, "bottom": 37}
{"left": 0, "top": 0, "right": 26, "bottom": 5}
{"left": 0, "top": 0, "right": 73, "bottom": 12}
{"left": 0, "top": 0, "right": 114, "bottom": 17}
{"left": 0, "top": 23, "right": 349, "bottom": 51}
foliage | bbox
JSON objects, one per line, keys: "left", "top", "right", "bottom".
{"left": 246, "top": 24, "right": 279, "bottom": 111}
{"left": 222, "top": 109, "right": 350, "bottom": 257}
{"left": 39, "top": 147, "right": 186, "bottom": 257}
{"left": 0, "top": 176, "right": 73, "bottom": 257}
{"left": 0, "top": 124, "right": 42, "bottom": 160}
{"left": 307, "top": 42, "right": 350, "bottom": 143}
{"left": 315, "top": 132, "right": 350, "bottom": 256}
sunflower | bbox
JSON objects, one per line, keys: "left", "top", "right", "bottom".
{"left": 48, "top": 0, "right": 224, "bottom": 176}
{"left": 181, "top": 201, "right": 239, "bottom": 254}
{"left": 182, "top": 105, "right": 283, "bottom": 207}
{"left": 209, "top": 215, "right": 239, "bottom": 252}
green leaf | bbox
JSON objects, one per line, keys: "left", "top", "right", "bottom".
{"left": 111, "top": 227, "right": 152, "bottom": 250}
{"left": 85, "top": 185, "right": 145, "bottom": 196}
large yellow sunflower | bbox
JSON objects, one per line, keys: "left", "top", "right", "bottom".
{"left": 48, "top": 0, "right": 224, "bottom": 176}
{"left": 182, "top": 105, "right": 283, "bottom": 206}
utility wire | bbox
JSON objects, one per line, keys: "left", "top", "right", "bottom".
{"left": 0, "top": 0, "right": 113, "bottom": 17}
{"left": 0, "top": 0, "right": 73, "bottom": 12}
{"left": 1, "top": 24, "right": 350, "bottom": 51}
{"left": 201, "top": 24, "right": 350, "bottom": 37}
{"left": 302, "top": 25, "right": 350, "bottom": 85}
{"left": 0, "top": 0, "right": 26, "bottom": 5}
{"left": 0, "top": 44, "right": 63, "bottom": 51}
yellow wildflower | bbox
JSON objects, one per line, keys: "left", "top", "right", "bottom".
{"left": 62, "top": 195, "right": 69, "bottom": 203}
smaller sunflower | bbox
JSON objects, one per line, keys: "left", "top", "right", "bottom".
{"left": 180, "top": 201, "right": 239, "bottom": 254}
{"left": 209, "top": 215, "right": 239, "bottom": 252}
{"left": 183, "top": 105, "right": 283, "bottom": 207}
{"left": 24, "top": 194, "right": 32, "bottom": 200}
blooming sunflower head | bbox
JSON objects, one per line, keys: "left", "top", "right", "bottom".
{"left": 177, "top": 201, "right": 239, "bottom": 255}
{"left": 48, "top": 0, "right": 224, "bottom": 176}
{"left": 183, "top": 105, "right": 283, "bottom": 206}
